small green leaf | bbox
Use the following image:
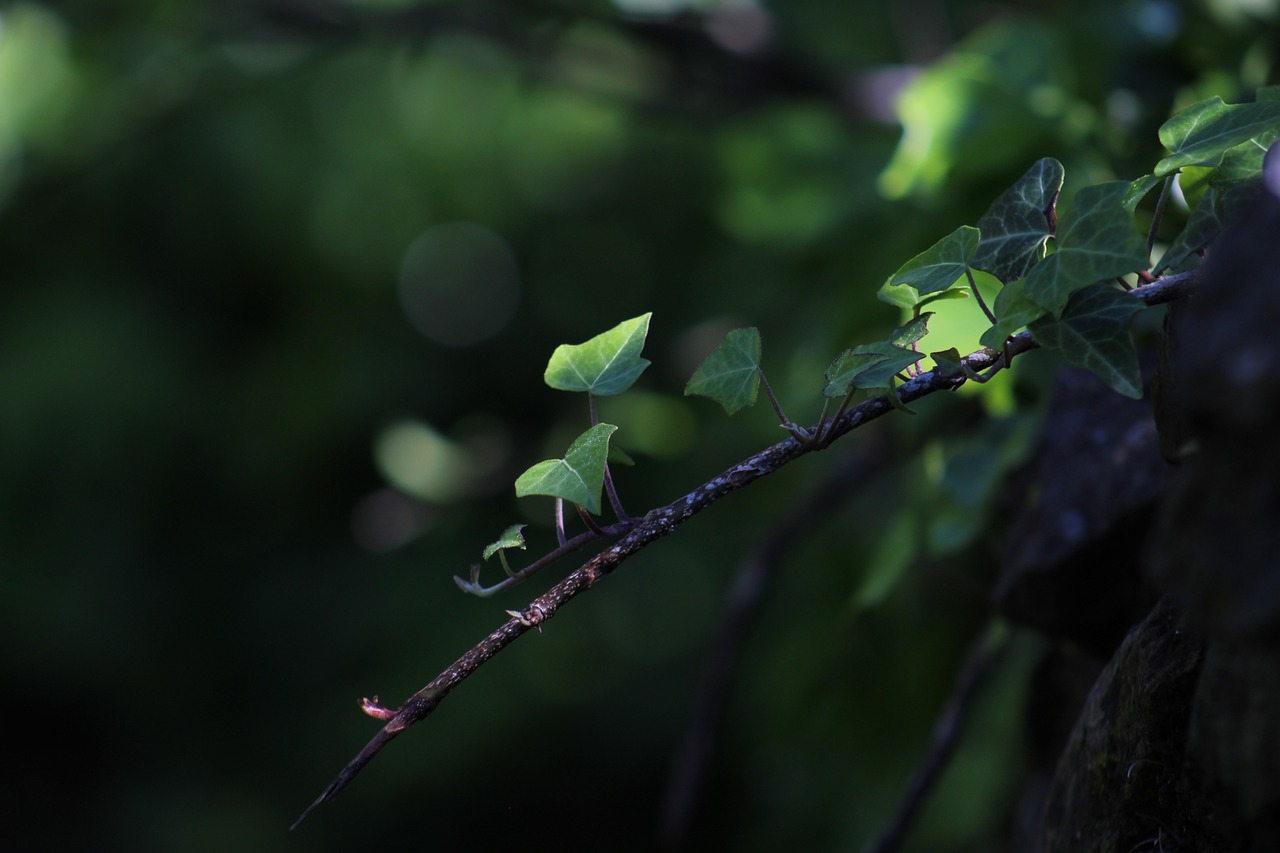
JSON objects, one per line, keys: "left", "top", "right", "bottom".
{"left": 824, "top": 315, "right": 933, "bottom": 397}
{"left": 979, "top": 279, "right": 1047, "bottom": 349}
{"left": 482, "top": 524, "right": 527, "bottom": 561}
{"left": 886, "top": 314, "right": 932, "bottom": 348}
{"left": 916, "top": 289, "right": 971, "bottom": 311}
{"left": 1155, "top": 95, "right": 1280, "bottom": 176}
{"left": 1023, "top": 181, "right": 1148, "bottom": 316}
{"left": 930, "top": 348, "right": 977, "bottom": 381}
{"left": 544, "top": 314, "right": 652, "bottom": 396}
{"left": 883, "top": 225, "right": 980, "bottom": 299}
{"left": 823, "top": 351, "right": 887, "bottom": 398}
{"left": 972, "top": 157, "right": 1064, "bottom": 282}
{"left": 1029, "top": 285, "right": 1145, "bottom": 398}
{"left": 684, "top": 327, "right": 762, "bottom": 415}
{"left": 514, "top": 423, "right": 619, "bottom": 514}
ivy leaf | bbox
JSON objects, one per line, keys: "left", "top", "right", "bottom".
{"left": 881, "top": 226, "right": 979, "bottom": 305}
{"left": 824, "top": 316, "right": 932, "bottom": 397}
{"left": 481, "top": 524, "right": 527, "bottom": 561}
{"left": 544, "top": 314, "right": 652, "bottom": 396}
{"left": 1023, "top": 181, "right": 1148, "bottom": 317}
{"left": 823, "top": 351, "right": 888, "bottom": 398}
{"left": 514, "top": 423, "right": 618, "bottom": 514}
{"left": 1029, "top": 285, "right": 1146, "bottom": 399}
{"left": 1124, "top": 174, "right": 1163, "bottom": 212}
{"left": 1155, "top": 96, "right": 1280, "bottom": 176}
{"left": 930, "top": 348, "right": 978, "bottom": 381}
{"left": 979, "top": 279, "right": 1047, "bottom": 349}
{"left": 972, "top": 157, "right": 1063, "bottom": 283}
{"left": 684, "top": 327, "right": 762, "bottom": 415}
{"left": 1160, "top": 181, "right": 1261, "bottom": 273}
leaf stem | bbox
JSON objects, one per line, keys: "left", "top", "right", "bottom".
{"left": 757, "top": 367, "right": 789, "bottom": 427}
{"left": 555, "top": 498, "right": 567, "bottom": 547}
{"left": 965, "top": 266, "right": 997, "bottom": 324}
{"left": 603, "top": 464, "right": 629, "bottom": 522}
{"left": 576, "top": 504, "right": 609, "bottom": 538}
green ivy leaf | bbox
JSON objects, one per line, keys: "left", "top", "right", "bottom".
{"left": 544, "top": 314, "right": 652, "bottom": 396}
{"left": 482, "top": 524, "right": 527, "bottom": 561}
{"left": 1160, "top": 180, "right": 1261, "bottom": 273}
{"left": 824, "top": 315, "right": 932, "bottom": 397}
{"left": 979, "top": 279, "right": 1047, "bottom": 349}
{"left": 684, "top": 327, "right": 762, "bottom": 415}
{"left": 930, "top": 348, "right": 977, "bottom": 381}
{"left": 1023, "top": 181, "right": 1148, "bottom": 316}
{"left": 972, "top": 157, "right": 1063, "bottom": 282}
{"left": 823, "top": 351, "right": 888, "bottom": 398}
{"left": 514, "top": 423, "right": 619, "bottom": 514}
{"left": 1029, "top": 285, "right": 1145, "bottom": 398}
{"left": 882, "top": 225, "right": 980, "bottom": 303}
{"left": 1155, "top": 95, "right": 1280, "bottom": 176}
{"left": 1123, "top": 174, "right": 1163, "bottom": 212}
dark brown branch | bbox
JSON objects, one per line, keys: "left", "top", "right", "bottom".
{"left": 866, "top": 620, "right": 1010, "bottom": 853}
{"left": 659, "top": 433, "right": 892, "bottom": 848}
{"left": 293, "top": 271, "right": 1200, "bottom": 828}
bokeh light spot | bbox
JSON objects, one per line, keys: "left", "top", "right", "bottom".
{"left": 397, "top": 222, "right": 520, "bottom": 346}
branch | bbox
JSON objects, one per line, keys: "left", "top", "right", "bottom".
{"left": 292, "top": 271, "right": 1200, "bottom": 828}
{"left": 659, "top": 433, "right": 893, "bottom": 847}
{"left": 866, "top": 619, "right": 1009, "bottom": 853}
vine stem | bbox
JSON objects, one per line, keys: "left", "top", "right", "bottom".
{"left": 292, "top": 269, "right": 1202, "bottom": 829}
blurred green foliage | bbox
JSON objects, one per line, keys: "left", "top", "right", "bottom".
{"left": 1, "top": 0, "right": 1275, "bottom": 850}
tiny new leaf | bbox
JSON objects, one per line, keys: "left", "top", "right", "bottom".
{"left": 882, "top": 225, "right": 980, "bottom": 301}
{"left": 514, "top": 423, "right": 619, "bottom": 514}
{"left": 1028, "top": 285, "right": 1146, "bottom": 399}
{"left": 972, "top": 157, "right": 1063, "bottom": 283}
{"left": 482, "top": 524, "right": 527, "bottom": 561}
{"left": 544, "top": 314, "right": 652, "bottom": 396}
{"left": 684, "top": 327, "right": 762, "bottom": 415}
{"left": 1023, "top": 181, "right": 1148, "bottom": 317}
{"left": 1155, "top": 95, "right": 1280, "bottom": 176}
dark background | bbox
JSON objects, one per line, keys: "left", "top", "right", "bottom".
{"left": 1, "top": 1, "right": 1273, "bottom": 850}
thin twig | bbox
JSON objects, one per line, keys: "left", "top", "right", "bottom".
{"left": 293, "top": 270, "right": 1201, "bottom": 828}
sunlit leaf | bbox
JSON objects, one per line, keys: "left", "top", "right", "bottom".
{"left": 1155, "top": 95, "right": 1280, "bottom": 176}
{"left": 1023, "top": 182, "right": 1148, "bottom": 316}
{"left": 544, "top": 314, "right": 652, "bottom": 396}
{"left": 684, "top": 327, "right": 762, "bottom": 415}
{"left": 979, "top": 279, "right": 1047, "bottom": 349}
{"left": 514, "top": 423, "right": 618, "bottom": 514}
{"left": 972, "top": 157, "right": 1063, "bottom": 282}
{"left": 481, "top": 523, "right": 527, "bottom": 561}
{"left": 883, "top": 225, "right": 979, "bottom": 299}
{"left": 1029, "top": 285, "right": 1145, "bottom": 398}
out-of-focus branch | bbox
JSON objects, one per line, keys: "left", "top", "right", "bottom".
{"left": 659, "top": 432, "right": 892, "bottom": 848}
{"left": 866, "top": 619, "right": 1010, "bottom": 853}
